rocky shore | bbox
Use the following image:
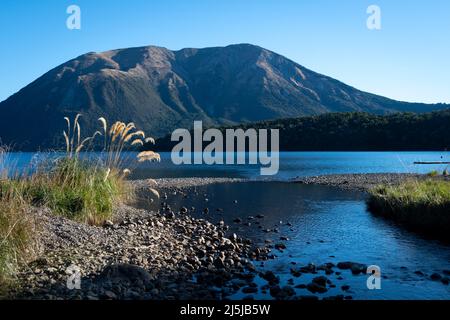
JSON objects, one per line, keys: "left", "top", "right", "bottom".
{"left": 292, "top": 173, "right": 425, "bottom": 192}
{"left": 10, "top": 176, "right": 449, "bottom": 300}
{"left": 13, "top": 199, "right": 273, "bottom": 300}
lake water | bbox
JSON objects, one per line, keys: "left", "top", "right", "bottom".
{"left": 4, "top": 151, "right": 450, "bottom": 299}
{"left": 140, "top": 181, "right": 450, "bottom": 300}
{"left": 3, "top": 151, "right": 449, "bottom": 180}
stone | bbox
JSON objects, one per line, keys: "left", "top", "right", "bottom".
{"left": 261, "top": 271, "right": 279, "bottom": 284}
{"left": 103, "top": 220, "right": 114, "bottom": 228}
{"left": 430, "top": 273, "right": 442, "bottom": 281}
{"left": 341, "top": 285, "right": 350, "bottom": 291}
{"left": 312, "top": 276, "right": 328, "bottom": 287}
{"left": 180, "top": 207, "right": 188, "bottom": 214}
{"left": 306, "top": 282, "right": 327, "bottom": 294}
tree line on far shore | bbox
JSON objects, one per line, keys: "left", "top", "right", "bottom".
{"left": 153, "top": 109, "right": 450, "bottom": 151}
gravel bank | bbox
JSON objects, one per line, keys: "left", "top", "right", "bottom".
{"left": 13, "top": 203, "right": 270, "bottom": 300}
{"left": 133, "top": 177, "right": 246, "bottom": 191}
{"left": 292, "top": 173, "right": 425, "bottom": 192}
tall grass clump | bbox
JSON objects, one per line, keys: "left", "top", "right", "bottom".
{"left": 0, "top": 147, "right": 38, "bottom": 292}
{"left": 367, "top": 178, "right": 450, "bottom": 238}
{"left": 28, "top": 115, "right": 161, "bottom": 224}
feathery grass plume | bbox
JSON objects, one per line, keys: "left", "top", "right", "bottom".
{"left": 149, "top": 188, "right": 160, "bottom": 199}
{"left": 98, "top": 117, "right": 107, "bottom": 135}
{"left": 63, "top": 131, "right": 70, "bottom": 154}
{"left": 69, "top": 114, "right": 82, "bottom": 156}
{"left": 134, "top": 130, "right": 145, "bottom": 139}
{"left": 122, "top": 123, "right": 136, "bottom": 140}
{"left": 145, "top": 137, "right": 155, "bottom": 144}
{"left": 146, "top": 178, "right": 158, "bottom": 186}
{"left": 131, "top": 139, "right": 143, "bottom": 146}
{"left": 55, "top": 114, "right": 160, "bottom": 224}
{"left": 137, "top": 151, "right": 161, "bottom": 162}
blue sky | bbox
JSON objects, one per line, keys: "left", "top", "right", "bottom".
{"left": 0, "top": 0, "right": 449, "bottom": 103}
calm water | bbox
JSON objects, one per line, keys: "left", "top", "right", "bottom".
{"left": 4, "top": 151, "right": 450, "bottom": 299}
{"left": 3, "top": 151, "right": 449, "bottom": 180}
{"left": 140, "top": 182, "right": 450, "bottom": 300}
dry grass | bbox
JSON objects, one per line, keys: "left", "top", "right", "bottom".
{"left": 0, "top": 147, "right": 38, "bottom": 293}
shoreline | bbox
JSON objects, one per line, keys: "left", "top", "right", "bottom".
{"left": 292, "top": 173, "right": 431, "bottom": 192}
{"left": 10, "top": 174, "right": 448, "bottom": 300}
{"left": 13, "top": 202, "right": 268, "bottom": 300}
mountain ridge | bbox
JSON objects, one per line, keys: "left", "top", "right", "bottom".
{"left": 0, "top": 43, "right": 447, "bottom": 150}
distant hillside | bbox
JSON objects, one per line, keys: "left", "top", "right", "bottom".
{"left": 0, "top": 43, "right": 447, "bottom": 150}
{"left": 154, "top": 110, "right": 450, "bottom": 151}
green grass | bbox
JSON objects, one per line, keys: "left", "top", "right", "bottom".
{"left": 367, "top": 179, "right": 450, "bottom": 238}
{"left": 2, "top": 158, "right": 131, "bottom": 225}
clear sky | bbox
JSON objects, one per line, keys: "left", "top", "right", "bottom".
{"left": 1, "top": 0, "right": 449, "bottom": 103}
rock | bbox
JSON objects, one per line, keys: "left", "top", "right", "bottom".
{"left": 213, "top": 257, "right": 225, "bottom": 269}
{"left": 274, "top": 243, "right": 286, "bottom": 250}
{"left": 306, "top": 282, "right": 327, "bottom": 294}
{"left": 97, "top": 264, "right": 154, "bottom": 290}
{"left": 103, "top": 220, "right": 114, "bottom": 228}
{"left": 166, "top": 211, "right": 176, "bottom": 219}
{"left": 441, "top": 277, "right": 449, "bottom": 285}
{"left": 261, "top": 271, "right": 279, "bottom": 284}
{"left": 299, "top": 263, "right": 316, "bottom": 274}
{"left": 337, "top": 262, "right": 353, "bottom": 270}
{"left": 414, "top": 270, "right": 425, "bottom": 276}
{"left": 233, "top": 218, "right": 242, "bottom": 223}
{"left": 256, "top": 214, "right": 264, "bottom": 219}
{"left": 280, "top": 236, "right": 289, "bottom": 241}
{"left": 337, "top": 261, "right": 367, "bottom": 275}
{"left": 341, "top": 285, "right": 350, "bottom": 291}
{"left": 312, "top": 276, "right": 328, "bottom": 287}
{"left": 430, "top": 273, "right": 442, "bottom": 281}
{"left": 350, "top": 263, "right": 367, "bottom": 275}
{"left": 102, "top": 290, "right": 117, "bottom": 299}
{"left": 283, "top": 286, "right": 295, "bottom": 295}
{"left": 290, "top": 268, "right": 302, "bottom": 277}
{"left": 269, "top": 285, "right": 281, "bottom": 297}
{"left": 180, "top": 207, "right": 188, "bottom": 214}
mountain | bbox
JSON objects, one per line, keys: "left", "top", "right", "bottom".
{"left": 0, "top": 43, "right": 447, "bottom": 150}
{"left": 154, "top": 109, "right": 450, "bottom": 151}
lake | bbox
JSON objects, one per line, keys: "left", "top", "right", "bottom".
{"left": 3, "top": 151, "right": 449, "bottom": 180}
{"left": 3, "top": 151, "right": 450, "bottom": 299}
{"left": 139, "top": 181, "right": 450, "bottom": 300}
